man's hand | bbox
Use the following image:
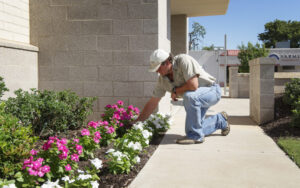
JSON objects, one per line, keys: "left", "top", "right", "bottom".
{"left": 171, "top": 92, "right": 178, "bottom": 101}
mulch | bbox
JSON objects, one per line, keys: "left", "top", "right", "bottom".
{"left": 260, "top": 94, "right": 300, "bottom": 142}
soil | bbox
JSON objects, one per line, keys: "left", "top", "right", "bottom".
{"left": 260, "top": 94, "right": 300, "bottom": 142}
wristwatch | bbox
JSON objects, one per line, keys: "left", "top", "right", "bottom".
{"left": 172, "top": 87, "right": 177, "bottom": 94}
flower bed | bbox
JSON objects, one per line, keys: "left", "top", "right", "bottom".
{"left": 0, "top": 100, "right": 172, "bottom": 188}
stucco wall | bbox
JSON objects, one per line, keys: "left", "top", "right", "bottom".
{"left": 0, "top": 39, "right": 38, "bottom": 100}
{"left": 0, "top": 0, "right": 29, "bottom": 43}
{"left": 30, "top": 0, "right": 170, "bottom": 119}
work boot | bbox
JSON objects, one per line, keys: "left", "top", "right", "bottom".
{"left": 176, "top": 137, "right": 205, "bottom": 144}
{"left": 221, "top": 111, "right": 230, "bottom": 136}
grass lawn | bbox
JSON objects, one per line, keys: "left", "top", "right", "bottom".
{"left": 278, "top": 137, "right": 300, "bottom": 167}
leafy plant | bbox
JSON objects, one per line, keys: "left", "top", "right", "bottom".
{"left": 283, "top": 78, "right": 300, "bottom": 107}
{"left": 283, "top": 79, "right": 300, "bottom": 127}
{"left": 291, "top": 99, "right": 300, "bottom": 127}
{"left": 258, "top": 19, "right": 300, "bottom": 48}
{"left": 189, "top": 22, "right": 206, "bottom": 50}
{"left": 0, "top": 76, "right": 9, "bottom": 100}
{"left": 0, "top": 102, "right": 38, "bottom": 180}
{"left": 237, "top": 42, "right": 269, "bottom": 73}
{"left": 4, "top": 89, "right": 96, "bottom": 136}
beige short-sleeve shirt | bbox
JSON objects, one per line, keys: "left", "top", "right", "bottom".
{"left": 152, "top": 54, "right": 215, "bottom": 98}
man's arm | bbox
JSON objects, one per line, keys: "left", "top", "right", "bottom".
{"left": 135, "top": 97, "right": 161, "bottom": 122}
{"left": 171, "top": 75, "right": 198, "bottom": 100}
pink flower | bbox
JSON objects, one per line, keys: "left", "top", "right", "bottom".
{"left": 101, "top": 113, "right": 105, "bottom": 118}
{"left": 128, "top": 105, "right": 134, "bottom": 111}
{"left": 81, "top": 129, "right": 90, "bottom": 136}
{"left": 102, "top": 121, "right": 108, "bottom": 126}
{"left": 119, "top": 122, "right": 124, "bottom": 127}
{"left": 117, "top": 100, "right": 124, "bottom": 106}
{"left": 41, "top": 165, "right": 50, "bottom": 173}
{"left": 73, "top": 138, "right": 79, "bottom": 143}
{"left": 30, "top": 149, "right": 38, "bottom": 156}
{"left": 36, "top": 158, "right": 44, "bottom": 164}
{"left": 71, "top": 154, "right": 79, "bottom": 162}
{"left": 76, "top": 144, "right": 83, "bottom": 155}
{"left": 94, "top": 138, "right": 100, "bottom": 143}
{"left": 134, "top": 107, "right": 140, "bottom": 114}
{"left": 112, "top": 104, "right": 118, "bottom": 109}
{"left": 105, "top": 104, "right": 112, "bottom": 108}
{"left": 88, "top": 121, "right": 99, "bottom": 129}
{"left": 94, "top": 131, "right": 101, "bottom": 139}
{"left": 119, "top": 107, "right": 125, "bottom": 112}
{"left": 37, "top": 170, "right": 45, "bottom": 177}
{"left": 65, "top": 164, "right": 72, "bottom": 171}
{"left": 59, "top": 151, "right": 68, "bottom": 160}
{"left": 60, "top": 138, "right": 68, "bottom": 145}
{"left": 32, "top": 161, "right": 42, "bottom": 170}
{"left": 28, "top": 168, "right": 38, "bottom": 176}
{"left": 113, "top": 113, "right": 120, "bottom": 120}
{"left": 106, "top": 126, "right": 115, "bottom": 134}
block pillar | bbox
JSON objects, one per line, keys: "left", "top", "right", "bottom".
{"left": 171, "top": 14, "right": 187, "bottom": 55}
{"left": 249, "top": 57, "right": 275, "bottom": 125}
{"left": 229, "top": 66, "right": 239, "bottom": 98}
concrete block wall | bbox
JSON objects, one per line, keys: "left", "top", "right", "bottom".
{"left": 171, "top": 14, "right": 187, "bottom": 55}
{"left": 30, "top": 0, "right": 171, "bottom": 120}
{"left": 249, "top": 57, "right": 275, "bottom": 125}
{"left": 274, "top": 72, "right": 300, "bottom": 94}
{"left": 229, "top": 67, "right": 249, "bottom": 98}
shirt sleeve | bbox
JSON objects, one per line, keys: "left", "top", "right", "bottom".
{"left": 179, "top": 55, "right": 200, "bottom": 82}
{"left": 152, "top": 83, "right": 166, "bottom": 98}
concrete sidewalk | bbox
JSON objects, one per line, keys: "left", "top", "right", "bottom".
{"left": 129, "top": 98, "right": 300, "bottom": 188}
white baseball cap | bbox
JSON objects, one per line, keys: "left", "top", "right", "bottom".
{"left": 148, "top": 49, "right": 169, "bottom": 72}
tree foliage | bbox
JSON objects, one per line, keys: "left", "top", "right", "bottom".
{"left": 202, "top": 44, "right": 215, "bottom": 51}
{"left": 258, "top": 19, "right": 300, "bottom": 48}
{"left": 189, "top": 22, "right": 206, "bottom": 50}
{"left": 237, "top": 42, "right": 269, "bottom": 73}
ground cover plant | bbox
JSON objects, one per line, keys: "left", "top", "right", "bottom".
{"left": 0, "top": 98, "right": 172, "bottom": 187}
{"left": 262, "top": 79, "right": 300, "bottom": 168}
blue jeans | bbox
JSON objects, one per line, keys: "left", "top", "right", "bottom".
{"left": 183, "top": 84, "right": 227, "bottom": 141}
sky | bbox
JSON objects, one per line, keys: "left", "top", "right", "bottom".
{"left": 188, "top": 0, "right": 300, "bottom": 50}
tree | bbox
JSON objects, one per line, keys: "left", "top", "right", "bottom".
{"left": 237, "top": 42, "right": 269, "bottom": 73}
{"left": 202, "top": 44, "right": 215, "bottom": 51}
{"left": 258, "top": 19, "right": 300, "bottom": 48}
{"left": 189, "top": 22, "right": 206, "bottom": 50}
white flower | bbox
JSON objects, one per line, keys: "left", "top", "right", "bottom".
{"left": 77, "top": 169, "right": 85, "bottom": 174}
{"left": 157, "top": 112, "right": 164, "bottom": 116}
{"left": 61, "top": 176, "right": 70, "bottom": 182}
{"left": 77, "top": 174, "right": 92, "bottom": 180}
{"left": 132, "top": 115, "right": 138, "bottom": 120}
{"left": 112, "top": 151, "right": 128, "bottom": 161}
{"left": 61, "top": 176, "right": 75, "bottom": 184}
{"left": 106, "top": 148, "right": 115, "bottom": 153}
{"left": 128, "top": 142, "right": 142, "bottom": 151}
{"left": 134, "top": 156, "right": 141, "bottom": 163}
{"left": 142, "top": 129, "right": 152, "bottom": 139}
{"left": 41, "top": 180, "right": 62, "bottom": 188}
{"left": 3, "top": 184, "right": 16, "bottom": 188}
{"left": 124, "top": 139, "right": 128, "bottom": 143}
{"left": 90, "top": 158, "right": 103, "bottom": 169}
{"left": 145, "top": 139, "right": 149, "bottom": 145}
{"left": 153, "top": 120, "right": 162, "bottom": 129}
{"left": 90, "top": 181, "right": 99, "bottom": 188}
{"left": 133, "top": 122, "right": 144, "bottom": 130}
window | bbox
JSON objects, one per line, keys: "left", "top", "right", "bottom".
{"left": 282, "top": 66, "right": 295, "bottom": 70}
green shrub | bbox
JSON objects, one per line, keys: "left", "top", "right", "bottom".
{"left": 4, "top": 89, "right": 96, "bottom": 136}
{"left": 0, "top": 76, "right": 9, "bottom": 100}
{"left": 283, "top": 78, "right": 300, "bottom": 108}
{"left": 0, "top": 102, "right": 38, "bottom": 179}
{"left": 291, "top": 99, "right": 300, "bottom": 127}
